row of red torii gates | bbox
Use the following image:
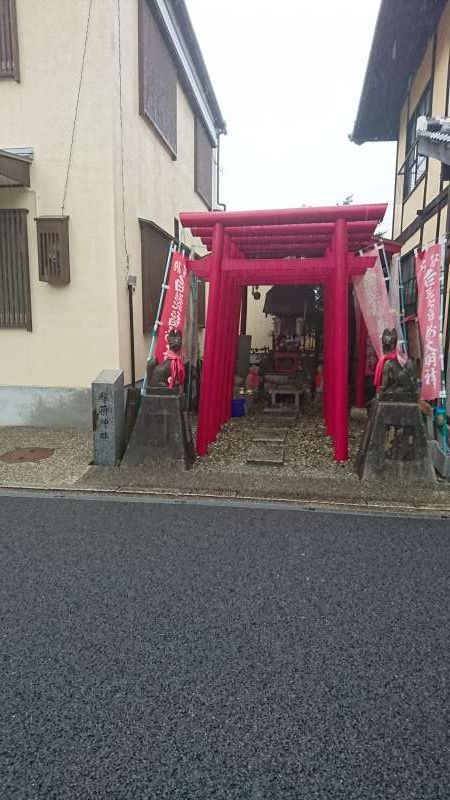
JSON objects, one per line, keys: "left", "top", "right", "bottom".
{"left": 179, "top": 204, "right": 387, "bottom": 462}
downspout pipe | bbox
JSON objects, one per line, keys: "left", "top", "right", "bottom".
{"left": 215, "top": 130, "right": 226, "bottom": 211}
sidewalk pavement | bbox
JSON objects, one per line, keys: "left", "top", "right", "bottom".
{"left": 0, "top": 428, "right": 91, "bottom": 490}
{"left": 1, "top": 426, "right": 449, "bottom": 515}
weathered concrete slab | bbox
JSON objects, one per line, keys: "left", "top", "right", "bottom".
{"left": 122, "top": 387, "right": 195, "bottom": 470}
{"left": 428, "top": 440, "right": 450, "bottom": 479}
{"left": 355, "top": 400, "right": 436, "bottom": 482}
{"left": 247, "top": 442, "right": 284, "bottom": 465}
{"left": 0, "top": 385, "right": 91, "bottom": 429}
{"left": 92, "top": 370, "right": 124, "bottom": 466}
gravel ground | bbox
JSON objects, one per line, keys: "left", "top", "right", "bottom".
{"left": 0, "top": 428, "right": 92, "bottom": 489}
{"left": 194, "top": 405, "right": 365, "bottom": 481}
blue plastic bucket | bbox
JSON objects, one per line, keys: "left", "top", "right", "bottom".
{"left": 231, "top": 397, "right": 246, "bottom": 417}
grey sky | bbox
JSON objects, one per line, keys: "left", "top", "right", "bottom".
{"left": 187, "top": 0, "right": 396, "bottom": 231}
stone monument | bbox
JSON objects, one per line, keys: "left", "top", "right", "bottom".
{"left": 355, "top": 329, "right": 436, "bottom": 481}
{"left": 122, "top": 330, "right": 195, "bottom": 470}
{"left": 92, "top": 369, "right": 125, "bottom": 466}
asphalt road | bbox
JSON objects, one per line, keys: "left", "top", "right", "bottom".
{"left": 0, "top": 492, "right": 449, "bottom": 800}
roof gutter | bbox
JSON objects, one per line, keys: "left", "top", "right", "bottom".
{"left": 155, "top": 0, "right": 226, "bottom": 143}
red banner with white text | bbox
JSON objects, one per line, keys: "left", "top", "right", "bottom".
{"left": 416, "top": 243, "right": 442, "bottom": 401}
{"left": 155, "top": 252, "right": 188, "bottom": 363}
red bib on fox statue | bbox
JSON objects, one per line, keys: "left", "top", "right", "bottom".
{"left": 165, "top": 347, "right": 185, "bottom": 390}
{"left": 147, "top": 329, "right": 185, "bottom": 390}
{"left": 374, "top": 328, "right": 399, "bottom": 391}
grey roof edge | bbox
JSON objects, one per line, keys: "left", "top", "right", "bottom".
{"left": 350, "top": 0, "right": 446, "bottom": 146}
{"left": 350, "top": 0, "right": 387, "bottom": 146}
{"left": 171, "top": 0, "right": 227, "bottom": 134}
{"left": 0, "top": 147, "right": 34, "bottom": 161}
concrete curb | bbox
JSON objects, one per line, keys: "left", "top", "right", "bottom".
{"left": 1, "top": 482, "right": 450, "bottom": 518}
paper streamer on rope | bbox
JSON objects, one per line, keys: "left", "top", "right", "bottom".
{"left": 416, "top": 242, "right": 444, "bottom": 402}
{"left": 353, "top": 249, "right": 396, "bottom": 359}
{"left": 155, "top": 251, "right": 188, "bottom": 363}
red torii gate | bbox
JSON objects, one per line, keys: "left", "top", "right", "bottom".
{"left": 180, "top": 204, "right": 387, "bottom": 462}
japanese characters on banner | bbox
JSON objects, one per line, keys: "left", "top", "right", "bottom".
{"left": 416, "top": 243, "right": 443, "bottom": 401}
{"left": 155, "top": 252, "right": 188, "bottom": 363}
{"left": 353, "top": 249, "right": 397, "bottom": 359}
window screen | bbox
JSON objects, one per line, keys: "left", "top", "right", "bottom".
{"left": 138, "top": 0, "right": 177, "bottom": 157}
{"left": 0, "top": 0, "right": 20, "bottom": 80}
{"left": 195, "top": 117, "right": 213, "bottom": 208}
{"left": 0, "top": 209, "right": 31, "bottom": 330}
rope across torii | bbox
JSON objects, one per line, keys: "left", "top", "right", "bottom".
{"left": 180, "top": 204, "right": 387, "bottom": 462}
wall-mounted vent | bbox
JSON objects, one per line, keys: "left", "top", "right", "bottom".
{"left": 36, "top": 217, "right": 70, "bottom": 285}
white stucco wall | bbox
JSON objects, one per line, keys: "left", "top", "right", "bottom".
{"left": 0, "top": 0, "right": 119, "bottom": 390}
{"left": 0, "top": 0, "right": 219, "bottom": 402}
{"left": 246, "top": 287, "right": 273, "bottom": 349}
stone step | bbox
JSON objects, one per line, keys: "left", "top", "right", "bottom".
{"left": 263, "top": 403, "right": 297, "bottom": 417}
{"left": 258, "top": 418, "right": 295, "bottom": 429}
{"left": 252, "top": 430, "right": 287, "bottom": 444}
{"left": 246, "top": 442, "right": 285, "bottom": 465}
{"left": 263, "top": 406, "right": 297, "bottom": 416}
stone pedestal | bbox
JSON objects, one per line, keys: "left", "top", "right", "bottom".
{"left": 92, "top": 370, "right": 125, "bottom": 466}
{"left": 121, "top": 387, "right": 195, "bottom": 470}
{"left": 355, "top": 399, "right": 436, "bottom": 482}
{"left": 236, "top": 335, "right": 252, "bottom": 379}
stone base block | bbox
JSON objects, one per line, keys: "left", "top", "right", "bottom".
{"left": 350, "top": 407, "right": 368, "bottom": 421}
{"left": 121, "top": 387, "right": 195, "bottom": 470}
{"left": 428, "top": 440, "right": 450, "bottom": 479}
{"left": 355, "top": 400, "right": 436, "bottom": 482}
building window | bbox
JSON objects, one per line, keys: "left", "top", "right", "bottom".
{"left": 0, "top": 0, "right": 20, "bottom": 81}
{"left": 0, "top": 209, "right": 31, "bottom": 330}
{"left": 138, "top": 0, "right": 177, "bottom": 158}
{"left": 195, "top": 118, "right": 213, "bottom": 208}
{"left": 140, "top": 219, "right": 172, "bottom": 334}
{"left": 404, "top": 84, "right": 431, "bottom": 198}
{"left": 401, "top": 251, "right": 417, "bottom": 317}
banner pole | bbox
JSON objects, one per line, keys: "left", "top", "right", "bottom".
{"left": 141, "top": 240, "right": 176, "bottom": 396}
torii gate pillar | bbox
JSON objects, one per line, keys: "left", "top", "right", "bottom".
{"left": 333, "top": 219, "right": 349, "bottom": 462}
{"left": 197, "top": 223, "right": 224, "bottom": 455}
